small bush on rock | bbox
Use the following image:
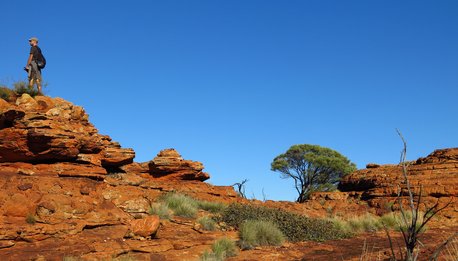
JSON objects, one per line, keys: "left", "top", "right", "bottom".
{"left": 201, "top": 238, "right": 238, "bottom": 261}
{"left": 239, "top": 220, "right": 285, "bottom": 249}
{"left": 159, "top": 193, "right": 227, "bottom": 218}
{"left": 220, "top": 203, "right": 349, "bottom": 242}
{"left": 162, "top": 193, "right": 198, "bottom": 218}
{"left": 14, "top": 81, "right": 39, "bottom": 97}
{"left": 148, "top": 203, "right": 171, "bottom": 220}
{"left": 198, "top": 216, "right": 217, "bottom": 231}
{"left": 0, "top": 86, "right": 13, "bottom": 101}
{"left": 197, "top": 201, "right": 226, "bottom": 214}
{"left": 331, "top": 213, "right": 384, "bottom": 235}
{"left": 26, "top": 213, "right": 37, "bottom": 224}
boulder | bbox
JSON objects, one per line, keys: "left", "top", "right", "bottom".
{"left": 148, "top": 149, "right": 210, "bottom": 181}
{"left": 128, "top": 215, "right": 160, "bottom": 238}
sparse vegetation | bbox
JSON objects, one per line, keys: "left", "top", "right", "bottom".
{"left": 201, "top": 238, "right": 238, "bottom": 261}
{"left": 0, "top": 86, "right": 13, "bottom": 101}
{"left": 197, "top": 200, "right": 226, "bottom": 214}
{"left": 197, "top": 216, "right": 217, "bottom": 231}
{"left": 148, "top": 203, "right": 172, "bottom": 220}
{"left": 232, "top": 179, "right": 248, "bottom": 199}
{"left": 239, "top": 220, "right": 285, "bottom": 249}
{"left": 154, "top": 192, "right": 226, "bottom": 219}
{"left": 26, "top": 213, "right": 37, "bottom": 224}
{"left": 220, "top": 203, "right": 349, "bottom": 242}
{"left": 444, "top": 236, "right": 458, "bottom": 261}
{"left": 331, "top": 213, "right": 383, "bottom": 235}
{"left": 63, "top": 257, "right": 80, "bottom": 261}
{"left": 162, "top": 193, "right": 198, "bottom": 218}
{"left": 382, "top": 130, "right": 453, "bottom": 261}
{"left": 13, "top": 81, "right": 39, "bottom": 97}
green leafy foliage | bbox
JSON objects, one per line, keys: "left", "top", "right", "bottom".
{"left": 239, "top": 220, "right": 285, "bottom": 249}
{"left": 271, "top": 144, "right": 357, "bottom": 202}
{"left": 219, "top": 203, "right": 349, "bottom": 242}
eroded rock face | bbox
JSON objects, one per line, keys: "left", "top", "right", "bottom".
{"left": 0, "top": 95, "right": 240, "bottom": 260}
{"left": 338, "top": 148, "right": 458, "bottom": 218}
{"left": 148, "top": 149, "right": 210, "bottom": 181}
{"left": 0, "top": 94, "right": 135, "bottom": 174}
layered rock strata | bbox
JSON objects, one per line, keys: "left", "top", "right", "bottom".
{"left": 337, "top": 148, "right": 458, "bottom": 218}
{"left": 0, "top": 94, "right": 134, "bottom": 178}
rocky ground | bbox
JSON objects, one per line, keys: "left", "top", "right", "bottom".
{"left": 0, "top": 94, "right": 456, "bottom": 260}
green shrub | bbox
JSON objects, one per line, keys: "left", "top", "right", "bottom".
{"left": 330, "top": 213, "right": 384, "bottom": 235}
{"left": 239, "top": 220, "right": 285, "bottom": 249}
{"left": 220, "top": 203, "right": 349, "bottom": 242}
{"left": 200, "top": 251, "right": 219, "bottom": 261}
{"left": 148, "top": 203, "right": 171, "bottom": 220}
{"left": 212, "top": 238, "right": 237, "bottom": 259}
{"left": 197, "top": 200, "right": 226, "bottom": 214}
{"left": 198, "top": 216, "right": 217, "bottom": 231}
{"left": 200, "top": 237, "right": 237, "bottom": 261}
{"left": 379, "top": 211, "right": 427, "bottom": 233}
{"left": 159, "top": 193, "right": 226, "bottom": 218}
{"left": 26, "top": 213, "right": 37, "bottom": 224}
{"left": 162, "top": 193, "right": 198, "bottom": 218}
{"left": 0, "top": 86, "right": 13, "bottom": 101}
{"left": 14, "top": 81, "right": 39, "bottom": 97}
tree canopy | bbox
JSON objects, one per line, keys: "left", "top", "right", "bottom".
{"left": 271, "top": 144, "right": 356, "bottom": 203}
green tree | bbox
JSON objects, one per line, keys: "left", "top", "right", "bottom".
{"left": 271, "top": 144, "right": 356, "bottom": 203}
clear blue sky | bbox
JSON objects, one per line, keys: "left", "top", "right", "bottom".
{"left": 1, "top": 1, "right": 457, "bottom": 201}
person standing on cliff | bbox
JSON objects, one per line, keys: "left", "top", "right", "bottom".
{"left": 25, "top": 37, "right": 45, "bottom": 95}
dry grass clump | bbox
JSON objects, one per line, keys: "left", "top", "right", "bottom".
{"left": 200, "top": 238, "right": 238, "bottom": 261}
{"left": 444, "top": 237, "right": 458, "bottom": 261}
{"left": 160, "top": 193, "right": 198, "bottom": 218}
{"left": 330, "top": 211, "right": 427, "bottom": 236}
{"left": 197, "top": 216, "right": 217, "bottom": 231}
{"left": 197, "top": 200, "right": 226, "bottom": 214}
{"left": 13, "top": 81, "right": 39, "bottom": 97}
{"left": 152, "top": 193, "right": 226, "bottom": 219}
{"left": 0, "top": 86, "right": 14, "bottom": 101}
{"left": 148, "top": 203, "right": 172, "bottom": 220}
{"left": 239, "top": 220, "right": 285, "bottom": 249}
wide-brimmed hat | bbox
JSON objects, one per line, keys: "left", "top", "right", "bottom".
{"left": 29, "top": 37, "right": 39, "bottom": 42}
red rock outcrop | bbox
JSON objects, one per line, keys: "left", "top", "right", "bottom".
{"left": 337, "top": 148, "right": 458, "bottom": 218}
{"left": 0, "top": 94, "right": 134, "bottom": 177}
{"left": 148, "top": 148, "right": 210, "bottom": 181}
{"left": 0, "top": 94, "right": 237, "bottom": 260}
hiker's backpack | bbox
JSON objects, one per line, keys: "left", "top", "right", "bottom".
{"left": 36, "top": 47, "right": 46, "bottom": 69}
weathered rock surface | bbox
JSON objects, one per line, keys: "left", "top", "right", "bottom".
{"left": 128, "top": 215, "right": 160, "bottom": 238}
{"left": 0, "top": 94, "right": 134, "bottom": 174}
{"left": 0, "top": 94, "right": 456, "bottom": 260}
{"left": 148, "top": 148, "right": 210, "bottom": 181}
{"left": 337, "top": 148, "right": 458, "bottom": 218}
